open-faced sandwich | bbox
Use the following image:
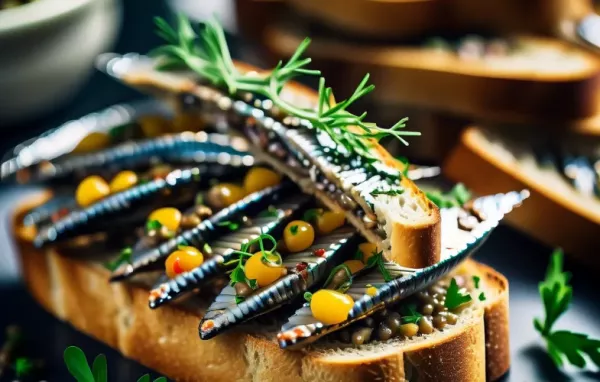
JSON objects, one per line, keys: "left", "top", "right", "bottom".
{"left": 444, "top": 126, "right": 600, "bottom": 269}
{"left": 7, "top": 15, "right": 528, "bottom": 382}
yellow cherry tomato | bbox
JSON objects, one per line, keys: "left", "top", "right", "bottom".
{"left": 342, "top": 260, "right": 365, "bottom": 275}
{"left": 72, "top": 132, "right": 111, "bottom": 154}
{"left": 165, "top": 246, "right": 204, "bottom": 278}
{"left": 315, "top": 210, "right": 346, "bottom": 234}
{"left": 244, "top": 252, "right": 286, "bottom": 287}
{"left": 207, "top": 183, "right": 246, "bottom": 208}
{"left": 310, "top": 289, "right": 354, "bottom": 325}
{"left": 243, "top": 167, "right": 282, "bottom": 195}
{"left": 76, "top": 175, "right": 110, "bottom": 207}
{"left": 283, "top": 220, "right": 315, "bottom": 253}
{"left": 109, "top": 170, "right": 138, "bottom": 193}
{"left": 171, "top": 113, "right": 204, "bottom": 132}
{"left": 148, "top": 207, "right": 182, "bottom": 232}
{"left": 139, "top": 115, "right": 170, "bottom": 138}
{"left": 358, "top": 242, "right": 381, "bottom": 264}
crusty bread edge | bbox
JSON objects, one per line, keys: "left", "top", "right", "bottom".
{"left": 443, "top": 126, "right": 600, "bottom": 268}
{"left": 12, "top": 192, "right": 508, "bottom": 382}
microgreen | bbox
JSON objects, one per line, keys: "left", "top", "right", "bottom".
{"left": 534, "top": 248, "right": 600, "bottom": 369}
{"left": 444, "top": 278, "right": 472, "bottom": 310}
{"left": 365, "top": 250, "right": 392, "bottom": 282}
{"left": 104, "top": 247, "right": 132, "bottom": 272}
{"left": 425, "top": 183, "right": 472, "bottom": 208}
{"left": 400, "top": 304, "right": 423, "bottom": 324}
{"left": 152, "top": 14, "right": 420, "bottom": 163}
{"left": 370, "top": 189, "right": 404, "bottom": 197}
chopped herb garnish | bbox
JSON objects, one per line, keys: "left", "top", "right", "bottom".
{"left": 235, "top": 296, "right": 245, "bottom": 304}
{"left": 248, "top": 279, "right": 258, "bottom": 290}
{"left": 353, "top": 249, "right": 364, "bottom": 261}
{"left": 302, "top": 208, "right": 322, "bottom": 222}
{"left": 14, "top": 357, "right": 33, "bottom": 378}
{"left": 290, "top": 225, "right": 299, "bottom": 235}
{"left": 152, "top": 15, "right": 420, "bottom": 164}
{"left": 370, "top": 189, "right": 404, "bottom": 197}
{"left": 217, "top": 220, "right": 240, "bottom": 231}
{"left": 229, "top": 262, "right": 247, "bottom": 286}
{"left": 104, "top": 247, "right": 132, "bottom": 272}
{"left": 425, "top": 183, "right": 472, "bottom": 208}
{"left": 365, "top": 250, "right": 393, "bottom": 282}
{"left": 257, "top": 206, "right": 279, "bottom": 218}
{"left": 146, "top": 219, "right": 162, "bottom": 232}
{"left": 478, "top": 292, "right": 486, "bottom": 301}
{"left": 534, "top": 248, "right": 600, "bottom": 369}
{"left": 444, "top": 278, "right": 472, "bottom": 310}
{"left": 473, "top": 275, "right": 481, "bottom": 289}
{"left": 400, "top": 304, "right": 423, "bottom": 324}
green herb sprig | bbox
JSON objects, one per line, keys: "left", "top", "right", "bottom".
{"left": 63, "top": 346, "right": 166, "bottom": 382}
{"left": 444, "top": 278, "right": 472, "bottom": 310}
{"left": 217, "top": 220, "right": 240, "bottom": 231}
{"left": 400, "top": 304, "right": 423, "bottom": 324}
{"left": 370, "top": 189, "right": 404, "bottom": 197}
{"left": 151, "top": 14, "right": 420, "bottom": 163}
{"left": 104, "top": 247, "right": 132, "bottom": 272}
{"left": 534, "top": 249, "right": 600, "bottom": 369}
{"left": 425, "top": 183, "right": 472, "bottom": 208}
{"left": 365, "top": 250, "right": 392, "bottom": 282}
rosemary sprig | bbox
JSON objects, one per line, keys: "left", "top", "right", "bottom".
{"left": 151, "top": 14, "right": 420, "bottom": 163}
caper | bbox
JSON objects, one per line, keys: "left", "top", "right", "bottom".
{"left": 363, "top": 317, "right": 375, "bottom": 328}
{"left": 400, "top": 323, "right": 419, "bottom": 338}
{"left": 234, "top": 282, "right": 253, "bottom": 297}
{"left": 326, "top": 268, "right": 350, "bottom": 290}
{"left": 433, "top": 315, "right": 447, "bottom": 329}
{"left": 351, "top": 327, "right": 373, "bottom": 345}
{"left": 376, "top": 308, "right": 389, "bottom": 320}
{"left": 434, "top": 302, "right": 448, "bottom": 314}
{"left": 422, "top": 304, "right": 434, "bottom": 315}
{"left": 181, "top": 214, "right": 201, "bottom": 229}
{"left": 419, "top": 317, "right": 434, "bottom": 335}
{"left": 194, "top": 205, "right": 213, "bottom": 218}
{"left": 445, "top": 312, "right": 458, "bottom": 325}
{"left": 384, "top": 312, "right": 402, "bottom": 334}
{"left": 377, "top": 323, "right": 393, "bottom": 341}
{"left": 429, "top": 286, "right": 445, "bottom": 295}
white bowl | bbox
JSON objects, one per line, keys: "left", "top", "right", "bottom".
{"left": 0, "top": 0, "right": 122, "bottom": 125}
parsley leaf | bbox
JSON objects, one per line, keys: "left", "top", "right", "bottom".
{"left": 473, "top": 275, "right": 481, "bottom": 289}
{"left": 370, "top": 189, "right": 404, "bottom": 197}
{"left": 104, "top": 247, "right": 132, "bottom": 272}
{"left": 14, "top": 357, "right": 33, "bottom": 378}
{"left": 229, "top": 262, "right": 247, "bottom": 286}
{"left": 425, "top": 183, "right": 472, "bottom": 208}
{"left": 303, "top": 208, "right": 323, "bottom": 222}
{"left": 365, "top": 250, "right": 392, "bottom": 282}
{"left": 248, "top": 279, "right": 258, "bottom": 290}
{"left": 146, "top": 219, "right": 162, "bottom": 232}
{"left": 290, "top": 225, "right": 299, "bottom": 235}
{"left": 64, "top": 346, "right": 95, "bottom": 382}
{"left": 534, "top": 248, "right": 600, "bottom": 369}
{"left": 478, "top": 292, "right": 486, "bottom": 301}
{"left": 400, "top": 304, "right": 423, "bottom": 324}
{"left": 444, "top": 278, "right": 472, "bottom": 310}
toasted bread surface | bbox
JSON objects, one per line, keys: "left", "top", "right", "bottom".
{"left": 444, "top": 127, "right": 600, "bottom": 268}
{"left": 13, "top": 192, "right": 509, "bottom": 382}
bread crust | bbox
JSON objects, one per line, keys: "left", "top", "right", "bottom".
{"left": 262, "top": 24, "right": 600, "bottom": 124}
{"left": 443, "top": 126, "right": 600, "bottom": 268}
{"left": 13, "top": 193, "right": 509, "bottom": 381}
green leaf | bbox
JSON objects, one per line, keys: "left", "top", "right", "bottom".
{"left": 478, "top": 292, "right": 486, "bottom": 301}
{"left": 63, "top": 346, "right": 95, "bottom": 382}
{"left": 104, "top": 247, "right": 132, "bottom": 272}
{"left": 258, "top": 206, "right": 279, "bottom": 218}
{"left": 217, "top": 220, "right": 240, "bottom": 230}
{"left": 92, "top": 354, "right": 107, "bottom": 382}
{"left": 370, "top": 189, "right": 404, "bottom": 197}
{"left": 290, "top": 225, "right": 299, "bottom": 235}
{"left": 450, "top": 183, "right": 472, "bottom": 205}
{"left": 400, "top": 304, "right": 423, "bottom": 324}
{"left": 195, "top": 193, "right": 204, "bottom": 206}
{"left": 444, "top": 278, "right": 472, "bottom": 310}
{"left": 14, "top": 357, "right": 33, "bottom": 378}
{"left": 304, "top": 292, "right": 313, "bottom": 302}
{"left": 235, "top": 296, "right": 245, "bottom": 304}
{"left": 229, "top": 265, "right": 246, "bottom": 286}
{"left": 146, "top": 219, "right": 162, "bottom": 232}
{"left": 472, "top": 276, "right": 480, "bottom": 289}
{"left": 248, "top": 279, "right": 258, "bottom": 289}
{"left": 137, "top": 375, "right": 151, "bottom": 382}
{"left": 302, "top": 208, "right": 322, "bottom": 222}
{"left": 154, "top": 378, "right": 168, "bottom": 382}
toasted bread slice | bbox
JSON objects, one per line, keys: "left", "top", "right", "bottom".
{"left": 443, "top": 126, "right": 600, "bottom": 268}
{"left": 108, "top": 55, "right": 442, "bottom": 268}
{"left": 281, "top": 0, "right": 592, "bottom": 39}
{"left": 262, "top": 22, "right": 600, "bottom": 124}
{"left": 13, "top": 192, "right": 510, "bottom": 382}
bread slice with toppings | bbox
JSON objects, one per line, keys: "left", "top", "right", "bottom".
{"left": 13, "top": 191, "right": 509, "bottom": 382}
{"left": 444, "top": 126, "right": 600, "bottom": 268}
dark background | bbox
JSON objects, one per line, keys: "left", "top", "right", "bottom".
{"left": 0, "top": 1, "right": 599, "bottom": 381}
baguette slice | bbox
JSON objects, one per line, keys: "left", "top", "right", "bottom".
{"left": 443, "top": 126, "right": 600, "bottom": 268}
{"left": 13, "top": 191, "right": 510, "bottom": 382}
{"left": 262, "top": 22, "right": 600, "bottom": 124}
{"left": 98, "top": 53, "right": 442, "bottom": 269}
{"left": 280, "top": 0, "right": 592, "bottom": 39}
